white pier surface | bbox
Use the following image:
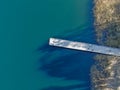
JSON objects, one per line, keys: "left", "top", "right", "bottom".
{"left": 49, "top": 38, "right": 120, "bottom": 56}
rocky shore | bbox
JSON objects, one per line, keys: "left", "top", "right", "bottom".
{"left": 91, "top": 0, "right": 120, "bottom": 90}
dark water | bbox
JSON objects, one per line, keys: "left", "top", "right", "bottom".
{"left": 0, "top": 0, "right": 95, "bottom": 90}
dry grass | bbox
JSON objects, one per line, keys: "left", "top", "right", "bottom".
{"left": 91, "top": 0, "right": 120, "bottom": 90}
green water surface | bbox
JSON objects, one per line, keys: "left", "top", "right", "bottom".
{"left": 0, "top": 0, "right": 91, "bottom": 90}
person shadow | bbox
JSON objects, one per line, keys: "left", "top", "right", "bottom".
{"left": 37, "top": 23, "right": 97, "bottom": 90}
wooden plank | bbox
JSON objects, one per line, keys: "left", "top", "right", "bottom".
{"left": 49, "top": 38, "right": 120, "bottom": 56}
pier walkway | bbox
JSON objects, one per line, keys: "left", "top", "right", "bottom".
{"left": 49, "top": 38, "right": 120, "bottom": 56}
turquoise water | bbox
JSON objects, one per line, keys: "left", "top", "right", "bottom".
{"left": 0, "top": 0, "right": 94, "bottom": 90}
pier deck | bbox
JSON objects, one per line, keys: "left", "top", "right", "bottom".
{"left": 49, "top": 38, "right": 120, "bottom": 56}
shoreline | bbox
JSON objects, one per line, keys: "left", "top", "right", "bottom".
{"left": 91, "top": 0, "right": 120, "bottom": 90}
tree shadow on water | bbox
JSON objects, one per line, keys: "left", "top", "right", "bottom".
{"left": 37, "top": 24, "right": 97, "bottom": 90}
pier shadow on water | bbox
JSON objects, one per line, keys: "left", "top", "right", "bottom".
{"left": 37, "top": 23, "right": 97, "bottom": 90}
{"left": 38, "top": 1, "right": 96, "bottom": 89}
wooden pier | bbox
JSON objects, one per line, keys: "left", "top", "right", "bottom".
{"left": 49, "top": 38, "right": 120, "bottom": 56}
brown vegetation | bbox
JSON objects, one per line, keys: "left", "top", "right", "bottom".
{"left": 91, "top": 0, "right": 120, "bottom": 90}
